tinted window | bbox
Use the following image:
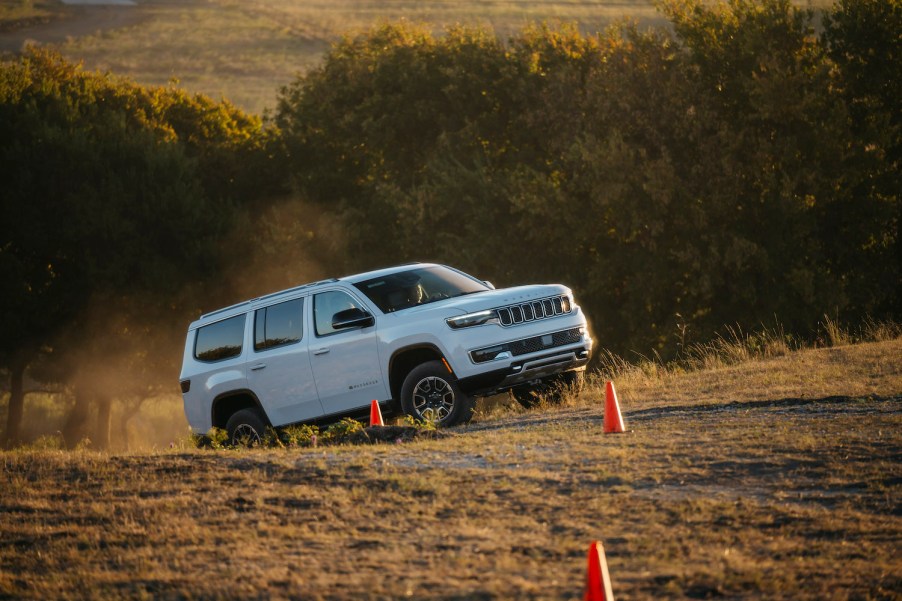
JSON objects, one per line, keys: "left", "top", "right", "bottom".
{"left": 314, "top": 291, "right": 365, "bottom": 336}
{"left": 194, "top": 315, "right": 246, "bottom": 362}
{"left": 354, "top": 266, "right": 488, "bottom": 313}
{"left": 254, "top": 298, "right": 303, "bottom": 351}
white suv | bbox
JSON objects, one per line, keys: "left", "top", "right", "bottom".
{"left": 179, "top": 263, "right": 592, "bottom": 443}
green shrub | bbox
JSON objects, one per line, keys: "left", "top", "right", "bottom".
{"left": 403, "top": 414, "right": 436, "bottom": 432}
{"left": 194, "top": 427, "right": 229, "bottom": 450}
{"left": 278, "top": 424, "right": 320, "bottom": 447}
{"left": 322, "top": 418, "right": 364, "bottom": 441}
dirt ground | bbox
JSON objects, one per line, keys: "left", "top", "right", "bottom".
{"left": 1, "top": 338, "right": 900, "bottom": 599}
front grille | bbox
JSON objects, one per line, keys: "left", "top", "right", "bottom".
{"left": 496, "top": 295, "right": 571, "bottom": 326}
{"left": 470, "top": 328, "right": 583, "bottom": 363}
{"left": 509, "top": 328, "right": 583, "bottom": 356}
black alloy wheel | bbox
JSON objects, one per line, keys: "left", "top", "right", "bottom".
{"left": 225, "top": 408, "right": 268, "bottom": 446}
{"left": 400, "top": 360, "right": 475, "bottom": 427}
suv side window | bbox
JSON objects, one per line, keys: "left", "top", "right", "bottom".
{"left": 194, "top": 314, "right": 246, "bottom": 362}
{"left": 314, "top": 290, "right": 365, "bottom": 337}
{"left": 254, "top": 298, "right": 303, "bottom": 351}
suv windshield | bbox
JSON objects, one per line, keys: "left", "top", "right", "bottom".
{"left": 354, "top": 266, "right": 489, "bottom": 313}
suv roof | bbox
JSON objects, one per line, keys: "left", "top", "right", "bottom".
{"left": 340, "top": 262, "right": 436, "bottom": 284}
{"left": 190, "top": 262, "right": 435, "bottom": 329}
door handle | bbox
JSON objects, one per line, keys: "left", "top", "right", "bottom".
{"left": 313, "top": 348, "right": 330, "bottom": 356}
{"left": 250, "top": 363, "right": 266, "bottom": 371}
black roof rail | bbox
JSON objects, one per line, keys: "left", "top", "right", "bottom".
{"left": 200, "top": 278, "right": 339, "bottom": 320}
{"left": 251, "top": 278, "right": 339, "bottom": 305}
{"left": 200, "top": 301, "right": 251, "bottom": 320}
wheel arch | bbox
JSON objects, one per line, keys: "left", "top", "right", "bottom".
{"left": 211, "top": 389, "right": 269, "bottom": 430}
{"left": 388, "top": 344, "right": 446, "bottom": 401}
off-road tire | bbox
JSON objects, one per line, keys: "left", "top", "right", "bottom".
{"left": 511, "top": 370, "right": 585, "bottom": 409}
{"left": 400, "top": 360, "right": 474, "bottom": 427}
{"left": 226, "top": 408, "right": 268, "bottom": 447}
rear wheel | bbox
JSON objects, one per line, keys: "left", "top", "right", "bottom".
{"left": 511, "top": 371, "right": 584, "bottom": 409}
{"left": 226, "top": 408, "right": 268, "bottom": 446}
{"left": 400, "top": 361, "right": 474, "bottom": 427}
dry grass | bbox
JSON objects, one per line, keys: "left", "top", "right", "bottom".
{"left": 2, "top": 336, "right": 900, "bottom": 599}
{"left": 13, "top": 0, "right": 668, "bottom": 114}
{"left": 596, "top": 320, "right": 902, "bottom": 409}
{"left": 0, "top": 0, "right": 62, "bottom": 31}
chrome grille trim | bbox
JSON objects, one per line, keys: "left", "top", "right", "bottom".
{"left": 496, "top": 295, "right": 571, "bottom": 327}
{"left": 470, "top": 328, "right": 583, "bottom": 363}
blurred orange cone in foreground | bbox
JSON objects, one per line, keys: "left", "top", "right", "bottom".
{"left": 585, "top": 540, "right": 615, "bottom": 601}
{"left": 603, "top": 381, "right": 625, "bottom": 434}
{"left": 369, "top": 399, "right": 384, "bottom": 427}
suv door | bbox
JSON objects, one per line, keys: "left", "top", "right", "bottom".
{"left": 309, "top": 289, "right": 388, "bottom": 415}
{"left": 247, "top": 297, "right": 323, "bottom": 426}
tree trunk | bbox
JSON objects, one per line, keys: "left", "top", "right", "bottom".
{"left": 63, "top": 388, "right": 92, "bottom": 448}
{"left": 3, "top": 357, "right": 27, "bottom": 449}
{"left": 95, "top": 393, "right": 112, "bottom": 451}
{"left": 117, "top": 399, "right": 145, "bottom": 452}
{"left": 118, "top": 412, "right": 132, "bottom": 452}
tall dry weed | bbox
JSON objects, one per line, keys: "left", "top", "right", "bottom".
{"left": 596, "top": 321, "right": 810, "bottom": 389}
{"left": 595, "top": 348, "right": 669, "bottom": 389}
{"left": 595, "top": 317, "right": 900, "bottom": 398}
{"left": 819, "top": 315, "right": 852, "bottom": 347}
{"left": 860, "top": 317, "right": 902, "bottom": 343}
{"left": 817, "top": 315, "right": 901, "bottom": 347}
{"left": 683, "top": 323, "right": 796, "bottom": 370}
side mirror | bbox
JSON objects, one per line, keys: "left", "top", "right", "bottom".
{"left": 484, "top": 281, "right": 495, "bottom": 290}
{"left": 332, "top": 307, "right": 375, "bottom": 330}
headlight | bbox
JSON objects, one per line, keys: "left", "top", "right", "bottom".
{"left": 446, "top": 310, "right": 499, "bottom": 329}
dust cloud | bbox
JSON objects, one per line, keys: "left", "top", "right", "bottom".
{"left": 210, "top": 196, "right": 347, "bottom": 309}
{"left": 9, "top": 196, "right": 346, "bottom": 451}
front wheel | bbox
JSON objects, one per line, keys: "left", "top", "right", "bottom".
{"left": 400, "top": 361, "right": 474, "bottom": 427}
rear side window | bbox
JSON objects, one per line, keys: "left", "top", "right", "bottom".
{"left": 194, "top": 314, "right": 246, "bottom": 362}
{"left": 255, "top": 298, "right": 304, "bottom": 351}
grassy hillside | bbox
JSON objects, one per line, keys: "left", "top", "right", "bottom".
{"left": 1, "top": 0, "right": 665, "bottom": 114}
{"left": 1, "top": 0, "right": 834, "bottom": 114}
{"left": 2, "top": 337, "right": 899, "bottom": 599}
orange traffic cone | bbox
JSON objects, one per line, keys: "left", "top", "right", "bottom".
{"left": 585, "top": 540, "right": 615, "bottom": 601}
{"left": 369, "top": 399, "right": 384, "bottom": 427}
{"left": 603, "top": 381, "right": 625, "bottom": 434}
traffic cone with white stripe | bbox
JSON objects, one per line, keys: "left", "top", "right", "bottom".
{"left": 603, "top": 381, "right": 625, "bottom": 434}
{"left": 369, "top": 399, "right": 384, "bottom": 427}
{"left": 585, "top": 540, "right": 615, "bottom": 601}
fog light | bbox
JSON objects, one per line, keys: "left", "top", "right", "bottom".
{"left": 471, "top": 345, "right": 512, "bottom": 363}
{"left": 472, "top": 346, "right": 503, "bottom": 363}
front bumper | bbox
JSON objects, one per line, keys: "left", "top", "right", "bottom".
{"left": 457, "top": 345, "right": 591, "bottom": 397}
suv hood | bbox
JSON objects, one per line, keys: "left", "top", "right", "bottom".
{"left": 396, "top": 284, "right": 572, "bottom": 317}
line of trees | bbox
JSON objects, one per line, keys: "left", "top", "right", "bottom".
{"left": 1, "top": 0, "right": 898, "bottom": 447}
{"left": 277, "top": 0, "right": 899, "bottom": 354}
{"left": 0, "top": 49, "right": 281, "bottom": 447}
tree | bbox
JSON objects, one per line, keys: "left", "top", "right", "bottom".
{"left": 267, "top": 3, "right": 902, "bottom": 357}
{"left": 0, "top": 49, "right": 267, "bottom": 447}
{"left": 822, "top": 0, "right": 901, "bottom": 319}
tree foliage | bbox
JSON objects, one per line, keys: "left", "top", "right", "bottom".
{"left": 0, "top": 49, "right": 272, "bottom": 446}
{"left": 277, "top": 0, "right": 899, "bottom": 354}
